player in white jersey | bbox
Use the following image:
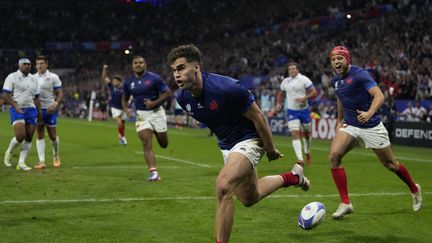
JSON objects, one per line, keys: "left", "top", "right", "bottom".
{"left": 275, "top": 62, "right": 317, "bottom": 165}
{"left": 3, "top": 58, "right": 42, "bottom": 171}
{"left": 33, "top": 56, "right": 63, "bottom": 169}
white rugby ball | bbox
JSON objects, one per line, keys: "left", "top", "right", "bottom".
{"left": 297, "top": 201, "right": 326, "bottom": 230}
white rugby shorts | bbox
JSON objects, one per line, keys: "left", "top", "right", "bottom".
{"left": 339, "top": 122, "right": 390, "bottom": 149}
{"left": 135, "top": 107, "right": 167, "bottom": 133}
{"left": 111, "top": 107, "right": 127, "bottom": 120}
{"left": 221, "top": 138, "right": 265, "bottom": 167}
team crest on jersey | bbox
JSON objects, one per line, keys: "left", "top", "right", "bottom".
{"left": 335, "top": 81, "right": 339, "bottom": 90}
{"left": 130, "top": 82, "right": 135, "bottom": 89}
{"left": 209, "top": 100, "right": 218, "bottom": 111}
{"left": 186, "top": 104, "right": 191, "bottom": 112}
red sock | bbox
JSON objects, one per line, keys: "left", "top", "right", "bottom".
{"left": 216, "top": 240, "right": 225, "bottom": 243}
{"left": 118, "top": 123, "right": 125, "bottom": 137}
{"left": 331, "top": 168, "right": 350, "bottom": 204}
{"left": 280, "top": 172, "right": 299, "bottom": 187}
{"left": 395, "top": 163, "right": 418, "bottom": 193}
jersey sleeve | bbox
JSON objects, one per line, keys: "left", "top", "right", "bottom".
{"left": 53, "top": 74, "right": 62, "bottom": 89}
{"left": 303, "top": 76, "right": 314, "bottom": 90}
{"left": 358, "top": 70, "right": 377, "bottom": 91}
{"left": 279, "top": 78, "right": 288, "bottom": 92}
{"left": 228, "top": 81, "right": 255, "bottom": 114}
{"left": 155, "top": 76, "right": 169, "bottom": 93}
{"left": 122, "top": 81, "right": 130, "bottom": 98}
{"left": 3, "top": 74, "right": 13, "bottom": 93}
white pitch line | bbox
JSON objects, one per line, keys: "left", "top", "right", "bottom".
{"left": 135, "top": 151, "right": 213, "bottom": 168}
{"left": 1, "top": 191, "right": 430, "bottom": 205}
{"left": 72, "top": 165, "right": 183, "bottom": 169}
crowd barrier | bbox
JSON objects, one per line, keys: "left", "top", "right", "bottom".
{"left": 267, "top": 117, "right": 432, "bottom": 148}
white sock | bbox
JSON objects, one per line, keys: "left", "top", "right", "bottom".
{"left": 6, "top": 137, "right": 21, "bottom": 154}
{"left": 292, "top": 139, "right": 303, "bottom": 161}
{"left": 18, "top": 141, "right": 32, "bottom": 165}
{"left": 303, "top": 137, "right": 311, "bottom": 154}
{"left": 51, "top": 136, "right": 59, "bottom": 158}
{"left": 37, "top": 139, "right": 46, "bottom": 162}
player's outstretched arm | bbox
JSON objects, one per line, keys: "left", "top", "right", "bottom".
{"left": 102, "top": 65, "right": 111, "bottom": 84}
{"left": 243, "top": 102, "right": 283, "bottom": 161}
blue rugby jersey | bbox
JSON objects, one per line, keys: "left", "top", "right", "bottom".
{"left": 123, "top": 71, "right": 169, "bottom": 111}
{"left": 108, "top": 82, "right": 123, "bottom": 109}
{"left": 176, "top": 72, "right": 259, "bottom": 150}
{"left": 331, "top": 65, "right": 380, "bottom": 128}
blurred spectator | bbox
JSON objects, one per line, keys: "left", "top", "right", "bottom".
{"left": 413, "top": 100, "right": 428, "bottom": 122}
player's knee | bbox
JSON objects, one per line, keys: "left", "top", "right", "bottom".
{"left": 215, "top": 180, "right": 234, "bottom": 201}
{"left": 159, "top": 140, "right": 168, "bottom": 148}
{"left": 328, "top": 151, "right": 342, "bottom": 167}
{"left": 15, "top": 136, "right": 25, "bottom": 143}
{"left": 240, "top": 198, "right": 257, "bottom": 207}
{"left": 383, "top": 161, "right": 398, "bottom": 171}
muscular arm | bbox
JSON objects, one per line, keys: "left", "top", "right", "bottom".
{"left": 4, "top": 92, "right": 22, "bottom": 113}
{"left": 336, "top": 97, "right": 344, "bottom": 123}
{"left": 48, "top": 89, "right": 63, "bottom": 113}
{"left": 275, "top": 90, "right": 286, "bottom": 112}
{"left": 243, "top": 102, "right": 282, "bottom": 161}
{"left": 366, "top": 86, "right": 384, "bottom": 115}
{"left": 144, "top": 89, "right": 172, "bottom": 110}
{"left": 356, "top": 86, "right": 384, "bottom": 123}
{"left": 306, "top": 87, "right": 318, "bottom": 100}
{"left": 102, "top": 65, "right": 111, "bottom": 84}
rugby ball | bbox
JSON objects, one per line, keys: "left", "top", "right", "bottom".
{"left": 297, "top": 201, "right": 326, "bottom": 230}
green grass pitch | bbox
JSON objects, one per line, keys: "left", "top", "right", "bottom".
{"left": 0, "top": 114, "right": 431, "bottom": 242}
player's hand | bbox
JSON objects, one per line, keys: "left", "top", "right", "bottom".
{"left": 103, "top": 64, "right": 108, "bottom": 70}
{"left": 125, "top": 109, "right": 133, "bottom": 118}
{"left": 335, "top": 121, "right": 344, "bottom": 131}
{"left": 37, "top": 113, "right": 44, "bottom": 124}
{"left": 266, "top": 148, "right": 284, "bottom": 162}
{"left": 275, "top": 104, "right": 282, "bottom": 112}
{"left": 13, "top": 103, "right": 24, "bottom": 114}
{"left": 294, "top": 96, "right": 307, "bottom": 103}
{"left": 356, "top": 109, "right": 372, "bottom": 123}
{"left": 47, "top": 102, "right": 58, "bottom": 114}
{"left": 144, "top": 99, "right": 155, "bottom": 110}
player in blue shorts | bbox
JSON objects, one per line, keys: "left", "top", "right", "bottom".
{"left": 275, "top": 62, "right": 317, "bottom": 165}
{"left": 3, "top": 58, "right": 42, "bottom": 171}
{"left": 168, "top": 44, "right": 310, "bottom": 243}
{"left": 102, "top": 64, "right": 128, "bottom": 145}
{"left": 328, "top": 46, "right": 422, "bottom": 219}
{"left": 122, "top": 55, "right": 172, "bottom": 182}
{"left": 33, "top": 56, "right": 63, "bottom": 169}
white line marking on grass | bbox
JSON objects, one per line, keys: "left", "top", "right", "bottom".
{"left": 61, "top": 119, "right": 197, "bottom": 136}
{"left": 276, "top": 143, "right": 432, "bottom": 163}
{"left": 135, "top": 151, "right": 212, "bottom": 168}
{"left": 72, "top": 165, "right": 182, "bottom": 169}
{"left": 1, "top": 191, "right": 430, "bottom": 205}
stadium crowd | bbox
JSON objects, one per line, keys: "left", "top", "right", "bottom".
{"left": 1, "top": 0, "right": 431, "bottom": 122}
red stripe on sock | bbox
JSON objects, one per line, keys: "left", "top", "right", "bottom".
{"left": 149, "top": 167, "right": 157, "bottom": 172}
{"left": 331, "top": 168, "right": 350, "bottom": 204}
{"left": 280, "top": 172, "right": 299, "bottom": 187}
{"left": 396, "top": 163, "right": 418, "bottom": 193}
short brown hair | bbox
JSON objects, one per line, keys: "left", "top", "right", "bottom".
{"left": 287, "top": 61, "right": 299, "bottom": 69}
{"left": 36, "top": 55, "right": 48, "bottom": 63}
{"left": 167, "top": 44, "right": 202, "bottom": 66}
